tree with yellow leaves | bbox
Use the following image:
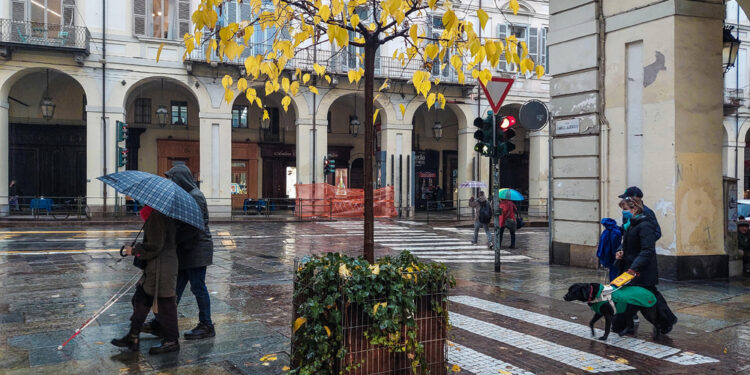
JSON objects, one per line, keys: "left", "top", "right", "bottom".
{"left": 183, "top": 0, "right": 540, "bottom": 262}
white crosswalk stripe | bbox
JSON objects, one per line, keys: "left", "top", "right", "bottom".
{"left": 321, "top": 222, "right": 532, "bottom": 264}
{"left": 447, "top": 342, "right": 536, "bottom": 375}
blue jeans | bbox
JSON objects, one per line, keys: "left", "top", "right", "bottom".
{"left": 473, "top": 221, "right": 492, "bottom": 246}
{"left": 176, "top": 266, "right": 212, "bottom": 325}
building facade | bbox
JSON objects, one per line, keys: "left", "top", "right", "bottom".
{"left": 548, "top": 0, "right": 745, "bottom": 280}
{"left": 0, "top": 0, "right": 550, "bottom": 218}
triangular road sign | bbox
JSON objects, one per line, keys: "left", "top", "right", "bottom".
{"left": 479, "top": 77, "right": 514, "bottom": 113}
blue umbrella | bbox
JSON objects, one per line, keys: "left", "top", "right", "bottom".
{"left": 497, "top": 188, "right": 524, "bottom": 201}
{"left": 98, "top": 171, "right": 204, "bottom": 229}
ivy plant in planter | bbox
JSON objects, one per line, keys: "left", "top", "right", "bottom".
{"left": 290, "top": 251, "right": 455, "bottom": 374}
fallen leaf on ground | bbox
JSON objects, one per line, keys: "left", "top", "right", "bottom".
{"left": 724, "top": 347, "right": 728, "bottom": 354}
{"left": 498, "top": 370, "right": 511, "bottom": 374}
{"left": 583, "top": 366, "right": 594, "bottom": 371}
{"left": 260, "top": 354, "right": 278, "bottom": 362}
{"left": 615, "top": 358, "right": 629, "bottom": 364}
{"left": 95, "top": 341, "right": 105, "bottom": 345}
{"left": 282, "top": 366, "right": 290, "bottom": 371}
{"left": 451, "top": 364, "right": 461, "bottom": 372}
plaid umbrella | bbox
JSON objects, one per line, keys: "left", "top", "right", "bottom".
{"left": 459, "top": 181, "right": 487, "bottom": 188}
{"left": 97, "top": 171, "right": 204, "bottom": 229}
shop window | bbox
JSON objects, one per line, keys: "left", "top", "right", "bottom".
{"left": 171, "top": 101, "right": 187, "bottom": 126}
{"left": 232, "top": 105, "right": 248, "bottom": 128}
{"left": 134, "top": 98, "right": 152, "bottom": 124}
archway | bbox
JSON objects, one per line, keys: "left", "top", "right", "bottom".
{"left": 7, "top": 69, "right": 88, "bottom": 201}
{"left": 123, "top": 77, "right": 201, "bottom": 181}
{"left": 231, "top": 89, "right": 299, "bottom": 200}
{"left": 411, "top": 103, "right": 459, "bottom": 210}
{"left": 325, "top": 93, "right": 387, "bottom": 189}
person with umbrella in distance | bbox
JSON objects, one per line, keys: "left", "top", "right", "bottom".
{"left": 112, "top": 205, "right": 180, "bottom": 354}
{"left": 141, "top": 164, "right": 215, "bottom": 340}
{"left": 497, "top": 188, "right": 523, "bottom": 249}
{"left": 98, "top": 171, "right": 207, "bottom": 355}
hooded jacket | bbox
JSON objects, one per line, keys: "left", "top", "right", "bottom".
{"left": 597, "top": 218, "right": 623, "bottom": 282}
{"left": 165, "top": 164, "right": 213, "bottom": 269}
{"left": 469, "top": 195, "right": 489, "bottom": 222}
{"left": 620, "top": 214, "right": 659, "bottom": 287}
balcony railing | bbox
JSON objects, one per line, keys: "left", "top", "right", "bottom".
{"left": 0, "top": 19, "right": 90, "bottom": 55}
{"left": 186, "top": 43, "right": 475, "bottom": 85}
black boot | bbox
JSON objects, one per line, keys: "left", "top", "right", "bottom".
{"left": 149, "top": 340, "right": 180, "bottom": 355}
{"left": 111, "top": 327, "right": 140, "bottom": 351}
{"left": 184, "top": 322, "right": 216, "bottom": 340}
{"left": 141, "top": 319, "right": 162, "bottom": 337}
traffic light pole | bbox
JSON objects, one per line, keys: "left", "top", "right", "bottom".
{"left": 491, "top": 112, "right": 501, "bottom": 273}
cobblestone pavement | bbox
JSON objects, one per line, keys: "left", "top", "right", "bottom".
{"left": 0, "top": 220, "right": 748, "bottom": 374}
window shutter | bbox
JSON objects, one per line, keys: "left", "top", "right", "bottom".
{"left": 529, "top": 27, "right": 538, "bottom": 67}
{"left": 133, "top": 0, "right": 146, "bottom": 36}
{"left": 227, "top": 1, "right": 237, "bottom": 25}
{"left": 11, "top": 0, "right": 25, "bottom": 22}
{"left": 542, "top": 27, "right": 548, "bottom": 73}
{"left": 63, "top": 0, "right": 75, "bottom": 26}
{"left": 497, "top": 24, "right": 507, "bottom": 71}
{"left": 178, "top": 0, "right": 191, "bottom": 37}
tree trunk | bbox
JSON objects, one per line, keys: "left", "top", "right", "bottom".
{"left": 363, "top": 40, "right": 375, "bottom": 263}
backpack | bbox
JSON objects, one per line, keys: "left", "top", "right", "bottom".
{"left": 478, "top": 201, "right": 491, "bottom": 224}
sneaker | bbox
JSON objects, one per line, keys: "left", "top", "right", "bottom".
{"left": 148, "top": 340, "right": 180, "bottom": 355}
{"left": 184, "top": 322, "right": 216, "bottom": 340}
{"left": 141, "top": 319, "right": 162, "bottom": 337}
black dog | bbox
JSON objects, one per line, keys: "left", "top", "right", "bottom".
{"left": 564, "top": 283, "right": 662, "bottom": 340}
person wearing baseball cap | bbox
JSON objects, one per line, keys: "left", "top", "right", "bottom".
{"left": 619, "top": 186, "right": 661, "bottom": 241}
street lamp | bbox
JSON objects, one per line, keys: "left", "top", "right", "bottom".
{"left": 724, "top": 25, "right": 741, "bottom": 74}
{"left": 156, "top": 78, "right": 168, "bottom": 127}
{"left": 349, "top": 95, "right": 360, "bottom": 137}
{"left": 432, "top": 120, "right": 443, "bottom": 141}
{"left": 40, "top": 69, "right": 55, "bottom": 121}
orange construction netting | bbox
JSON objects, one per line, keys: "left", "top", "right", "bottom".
{"left": 295, "top": 183, "right": 397, "bottom": 218}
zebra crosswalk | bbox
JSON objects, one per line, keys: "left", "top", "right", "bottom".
{"left": 320, "top": 221, "right": 532, "bottom": 264}
{"left": 446, "top": 295, "right": 719, "bottom": 374}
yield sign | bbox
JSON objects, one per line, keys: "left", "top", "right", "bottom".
{"left": 479, "top": 77, "right": 514, "bottom": 113}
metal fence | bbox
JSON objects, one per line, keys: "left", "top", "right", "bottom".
{"left": 0, "top": 19, "right": 90, "bottom": 54}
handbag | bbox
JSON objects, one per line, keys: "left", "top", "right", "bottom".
{"left": 516, "top": 212, "right": 525, "bottom": 229}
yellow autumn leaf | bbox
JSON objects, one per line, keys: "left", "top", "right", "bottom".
{"left": 224, "top": 89, "right": 234, "bottom": 103}
{"left": 260, "top": 354, "right": 278, "bottom": 361}
{"left": 313, "top": 63, "right": 326, "bottom": 76}
{"left": 378, "top": 79, "right": 389, "bottom": 92}
{"left": 583, "top": 366, "right": 594, "bottom": 371}
{"left": 428, "top": 0, "right": 438, "bottom": 9}
{"left": 325, "top": 74, "right": 332, "bottom": 84}
{"left": 309, "top": 86, "right": 318, "bottom": 95}
{"left": 350, "top": 13, "right": 360, "bottom": 29}
{"left": 263, "top": 109, "right": 270, "bottom": 120}
{"left": 479, "top": 69, "right": 492, "bottom": 87}
{"left": 373, "top": 302, "right": 387, "bottom": 314}
{"left": 281, "top": 96, "right": 292, "bottom": 112}
{"left": 348, "top": 70, "right": 357, "bottom": 83}
{"left": 535, "top": 64, "right": 545, "bottom": 79}
{"left": 292, "top": 317, "right": 306, "bottom": 333}
{"left": 324, "top": 326, "right": 331, "bottom": 337}
{"left": 290, "top": 81, "right": 300, "bottom": 96}
{"left": 339, "top": 264, "right": 351, "bottom": 278}
{"left": 303, "top": 73, "right": 311, "bottom": 84}
{"left": 256, "top": 97, "right": 263, "bottom": 108}
{"left": 615, "top": 358, "right": 629, "bottom": 364}
{"left": 409, "top": 23, "right": 418, "bottom": 44}
{"left": 451, "top": 364, "right": 461, "bottom": 372}
{"left": 265, "top": 81, "right": 274, "bottom": 96}
{"left": 373, "top": 108, "right": 380, "bottom": 123}
{"left": 156, "top": 42, "right": 165, "bottom": 63}
{"left": 318, "top": 5, "right": 331, "bottom": 21}
{"left": 282, "top": 366, "right": 290, "bottom": 371}
{"left": 498, "top": 370, "right": 511, "bottom": 375}
{"left": 424, "top": 44, "right": 439, "bottom": 60}
{"left": 221, "top": 75, "right": 233, "bottom": 89}
{"left": 477, "top": 9, "right": 489, "bottom": 30}
{"left": 369, "top": 264, "right": 380, "bottom": 275}
{"left": 237, "top": 78, "right": 248, "bottom": 92}
{"left": 426, "top": 93, "right": 436, "bottom": 109}
{"left": 282, "top": 77, "right": 290, "bottom": 93}
{"left": 246, "top": 87, "right": 257, "bottom": 104}
{"left": 509, "top": 0, "right": 520, "bottom": 14}
{"left": 368, "top": 23, "right": 376, "bottom": 31}
{"left": 399, "top": 103, "right": 406, "bottom": 118}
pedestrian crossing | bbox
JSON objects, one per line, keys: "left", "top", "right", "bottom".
{"left": 445, "top": 295, "right": 719, "bottom": 374}
{"left": 320, "top": 221, "right": 532, "bottom": 264}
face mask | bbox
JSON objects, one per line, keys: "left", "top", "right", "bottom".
{"left": 622, "top": 211, "right": 633, "bottom": 221}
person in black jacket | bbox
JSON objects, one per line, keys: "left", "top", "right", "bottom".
{"left": 142, "top": 164, "right": 215, "bottom": 340}
{"left": 618, "top": 186, "right": 661, "bottom": 241}
{"left": 616, "top": 196, "right": 677, "bottom": 335}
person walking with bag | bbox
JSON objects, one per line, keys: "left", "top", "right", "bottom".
{"left": 142, "top": 164, "right": 215, "bottom": 339}
{"left": 469, "top": 191, "right": 494, "bottom": 249}
{"left": 111, "top": 206, "right": 180, "bottom": 354}
{"left": 497, "top": 199, "right": 517, "bottom": 249}
{"left": 615, "top": 196, "right": 677, "bottom": 335}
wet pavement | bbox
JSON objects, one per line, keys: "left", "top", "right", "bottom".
{"left": 0, "top": 221, "right": 748, "bottom": 374}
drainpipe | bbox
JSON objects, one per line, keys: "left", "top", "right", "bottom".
{"left": 101, "top": 0, "right": 107, "bottom": 213}
{"left": 597, "top": 1, "right": 610, "bottom": 221}
{"left": 735, "top": 6, "right": 740, "bottom": 195}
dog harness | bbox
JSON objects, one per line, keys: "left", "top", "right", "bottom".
{"left": 588, "top": 284, "right": 657, "bottom": 315}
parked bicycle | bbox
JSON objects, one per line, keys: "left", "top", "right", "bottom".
{"left": 51, "top": 197, "right": 91, "bottom": 220}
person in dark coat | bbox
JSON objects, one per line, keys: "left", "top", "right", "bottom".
{"left": 8, "top": 180, "right": 20, "bottom": 211}
{"left": 618, "top": 186, "right": 661, "bottom": 240}
{"left": 738, "top": 221, "right": 750, "bottom": 273}
{"left": 597, "top": 218, "right": 622, "bottom": 282}
{"left": 112, "top": 206, "right": 180, "bottom": 354}
{"left": 142, "top": 164, "right": 215, "bottom": 339}
{"left": 616, "top": 196, "right": 677, "bottom": 335}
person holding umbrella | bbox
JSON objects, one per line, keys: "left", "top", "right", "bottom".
{"left": 111, "top": 205, "right": 180, "bottom": 354}
{"left": 141, "top": 164, "right": 215, "bottom": 340}
{"left": 496, "top": 188, "right": 524, "bottom": 249}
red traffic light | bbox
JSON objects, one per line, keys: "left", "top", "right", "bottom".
{"left": 500, "top": 116, "right": 516, "bottom": 130}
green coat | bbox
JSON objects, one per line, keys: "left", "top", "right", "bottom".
{"left": 133, "top": 211, "right": 178, "bottom": 298}
{"left": 590, "top": 285, "right": 657, "bottom": 315}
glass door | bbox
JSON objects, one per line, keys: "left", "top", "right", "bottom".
{"left": 231, "top": 160, "right": 249, "bottom": 209}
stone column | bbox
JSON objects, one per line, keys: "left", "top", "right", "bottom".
{"left": 0, "top": 101, "right": 7, "bottom": 215}
{"left": 528, "top": 127, "right": 549, "bottom": 217}
{"left": 85, "top": 108, "right": 123, "bottom": 214}
{"left": 296, "top": 117, "right": 327, "bottom": 185}
{"left": 199, "top": 112, "right": 232, "bottom": 218}
{"left": 381, "top": 123, "right": 413, "bottom": 215}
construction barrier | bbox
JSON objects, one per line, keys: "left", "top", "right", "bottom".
{"left": 295, "top": 183, "right": 397, "bottom": 218}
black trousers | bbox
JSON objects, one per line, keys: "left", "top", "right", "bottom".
{"left": 130, "top": 285, "right": 179, "bottom": 342}
{"left": 498, "top": 226, "right": 516, "bottom": 248}
{"left": 644, "top": 286, "right": 678, "bottom": 330}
